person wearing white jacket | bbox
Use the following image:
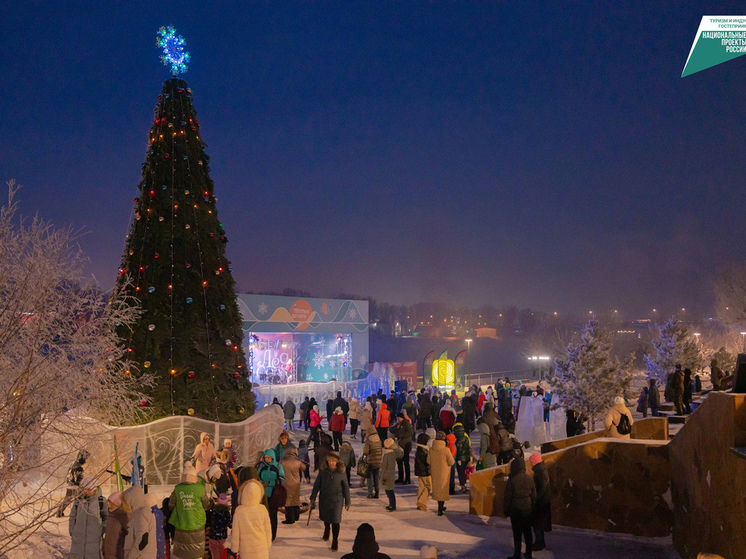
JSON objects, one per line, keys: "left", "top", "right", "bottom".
{"left": 232, "top": 479, "right": 272, "bottom": 559}
{"left": 122, "top": 485, "right": 156, "bottom": 559}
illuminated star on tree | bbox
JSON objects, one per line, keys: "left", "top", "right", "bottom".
{"left": 156, "top": 26, "right": 190, "bottom": 75}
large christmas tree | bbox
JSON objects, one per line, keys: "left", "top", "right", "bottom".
{"left": 116, "top": 28, "right": 252, "bottom": 421}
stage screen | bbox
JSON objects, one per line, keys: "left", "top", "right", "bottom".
{"left": 249, "top": 332, "right": 353, "bottom": 385}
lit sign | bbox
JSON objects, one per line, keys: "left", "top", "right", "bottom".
{"left": 432, "top": 359, "right": 455, "bottom": 387}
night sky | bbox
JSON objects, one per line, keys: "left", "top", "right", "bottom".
{"left": 2, "top": 2, "right": 745, "bottom": 318}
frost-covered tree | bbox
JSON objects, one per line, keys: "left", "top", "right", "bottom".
{"left": 644, "top": 318, "right": 703, "bottom": 384}
{"left": 548, "top": 320, "right": 634, "bottom": 430}
{"left": 0, "top": 182, "right": 151, "bottom": 554}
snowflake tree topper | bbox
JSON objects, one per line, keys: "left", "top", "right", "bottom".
{"left": 156, "top": 26, "right": 190, "bottom": 75}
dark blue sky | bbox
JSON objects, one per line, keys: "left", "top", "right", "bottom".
{"left": 1, "top": 2, "right": 745, "bottom": 318}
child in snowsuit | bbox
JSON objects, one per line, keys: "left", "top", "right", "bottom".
{"left": 208, "top": 493, "right": 232, "bottom": 559}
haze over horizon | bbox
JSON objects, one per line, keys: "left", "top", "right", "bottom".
{"left": 2, "top": 2, "right": 745, "bottom": 319}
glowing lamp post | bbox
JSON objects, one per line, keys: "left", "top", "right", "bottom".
{"left": 465, "top": 338, "right": 473, "bottom": 379}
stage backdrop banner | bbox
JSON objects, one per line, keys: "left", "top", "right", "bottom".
{"left": 369, "top": 361, "right": 418, "bottom": 390}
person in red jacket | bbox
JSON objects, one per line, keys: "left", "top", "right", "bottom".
{"left": 329, "top": 407, "right": 346, "bottom": 451}
{"left": 439, "top": 400, "right": 457, "bottom": 432}
{"left": 375, "top": 402, "right": 390, "bottom": 442}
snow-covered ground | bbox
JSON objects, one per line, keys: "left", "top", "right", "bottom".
{"left": 9, "top": 425, "right": 680, "bottom": 559}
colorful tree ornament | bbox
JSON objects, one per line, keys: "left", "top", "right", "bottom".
{"left": 156, "top": 26, "right": 190, "bottom": 75}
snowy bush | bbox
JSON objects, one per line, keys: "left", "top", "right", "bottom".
{"left": 0, "top": 181, "right": 151, "bottom": 554}
{"left": 644, "top": 318, "right": 702, "bottom": 383}
{"left": 548, "top": 320, "right": 634, "bottom": 430}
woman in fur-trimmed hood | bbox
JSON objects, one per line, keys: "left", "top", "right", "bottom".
{"left": 310, "top": 452, "right": 351, "bottom": 551}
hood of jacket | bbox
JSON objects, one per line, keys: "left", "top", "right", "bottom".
{"left": 240, "top": 479, "right": 264, "bottom": 506}
{"left": 477, "top": 422, "right": 491, "bottom": 435}
{"left": 351, "top": 523, "right": 380, "bottom": 558}
{"left": 453, "top": 423, "right": 465, "bottom": 438}
{"left": 416, "top": 433, "right": 430, "bottom": 446}
{"left": 509, "top": 458, "right": 526, "bottom": 477}
{"left": 262, "top": 448, "right": 277, "bottom": 464}
{"left": 199, "top": 432, "right": 210, "bottom": 445}
{"left": 431, "top": 439, "right": 446, "bottom": 451}
{"left": 321, "top": 459, "right": 346, "bottom": 474}
{"left": 283, "top": 446, "right": 299, "bottom": 461}
{"left": 379, "top": 402, "right": 387, "bottom": 412}
{"left": 123, "top": 485, "right": 146, "bottom": 511}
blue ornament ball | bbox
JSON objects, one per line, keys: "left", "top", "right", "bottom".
{"left": 219, "top": 305, "right": 226, "bottom": 311}
{"left": 186, "top": 297, "right": 193, "bottom": 304}
{"left": 148, "top": 286, "right": 155, "bottom": 293}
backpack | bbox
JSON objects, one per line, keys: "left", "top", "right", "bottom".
{"left": 615, "top": 413, "right": 632, "bottom": 435}
{"left": 488, "top": 429, "right": 501, "bottom": 455}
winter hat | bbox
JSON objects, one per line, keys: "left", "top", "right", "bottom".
{"left": 208, "top": 463, "right": 222, "bottom": 480}
{"left": 420, "top": 545, "right": 438, "bottom": 559}
{"left": 529, "top": 453, "right": 543, "bottom": 466}
{"left": 436, "top": 431, "right": 447, "bottom": 441}
{"left": 425, "top": 428, "right": 437, "bottom": 441}
{"left": 279, "top": 430, "right": 290, "bottom": 440}
{"left": 182, "top": 461, "right": 198, "bottom": 484}
{"left": 334, "top": 406, "right": 343, "bottom": 414}
{"left": 614, "top": 396, "right": 626, "bottom": 406}
{"left": 327, "top": 451, "right": 340, "bottom": 462}
{"left": 383, "top": 438, "right": 395, "bottom": 449}
{"left": 352, "top": 523, "right": 379, "bottom": 555}
{"left": 145, "top": 493, "right": 160, "bottom": 508}
{"left": 217, "top": 493, "right": 230, "bottom": 506}
{"left": 224, "top": 438, "right": 232, "bottom": 448}
{"left": 108, "top": 491, "right": 123, "bottom": 507}
{"left": 397, "top": 412, "right": 405, "bottom": 419}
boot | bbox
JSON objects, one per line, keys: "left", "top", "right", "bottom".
{"left": 323, "top": 525, "right": 330, "bottom": 541}
{"left": 437, "top": 501, "right": 444, "bottom": 516}
{"left": 331, "top": 539, "right": 339, "bottom": 551}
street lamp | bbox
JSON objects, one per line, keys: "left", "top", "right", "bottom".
{"left": 465, "top": 338, "right": 473, "bottom": 382}
{"left": 693, "top": 332, "right": 700, "bottom": 345}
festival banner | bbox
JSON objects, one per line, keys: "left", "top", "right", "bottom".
{"left": 682, "top": 16, "right": 746, "bottom": 77}
{"left": 454, "top": 350, "right": 467, "bottom": 389}
{"left": 423, "top": 351, "right": 435, "bottom": 385}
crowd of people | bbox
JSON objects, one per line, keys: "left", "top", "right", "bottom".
{"left": 65, "top": 378, "right": 623, "bottom": 559}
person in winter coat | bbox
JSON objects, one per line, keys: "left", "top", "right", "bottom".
{"left": 283, "top": 397, "right": 296, "bottom": 432}
{"left": 297, "top": 440, "right": 311, "bottom": 483}
{"left": 461, "top": 392, "right": 477, "bottom": 434}
{"left": 207, "top": 463, "right": 230, "bottom": 497}
{"left": 168, "top": 462, "right": 210, "bottom": 559}
{"left": 478, "top": 422, "right": 497, "bottom": 469}
{"left": 274, "top": 431, "right": 294, "bottom": 463}
{"left": 389, "top": 412, "right": 413, "bottom": 484}
{"left": 478, "top": 402, "right": 500, "bottom": 429}
{"left": 122, "top": 485, "right": 156, "bottom": 559}
{"left": 375, "top": 402, "right": 391, "bottom": 441}
{"left": 495, "top": 421, "right": 516, "bottom": 465}
{"left": 362, "top": 428, "right": 383, "bottom": 498}
{"left": 428, "top": 432, "right": 455, "bottom": 516}
{"left": 403, "top": 394, "right": 418, "bottom": 427}
{"left": 338, "top": 440, "right": 357, "bottom": 486}
{"left": 232, "top": 479, "right": 272, "bottom": 559}
{"left": 280, "top": 446, "right": 305, "bottom": 524}
{"left": 503, "top": 458, "right": 536, "bottom": 559}
{"left": 648, "top": 379, "right": 661, "bottom": 416}
{"left": 326, "top": 399, "right": 336, "bottom": 428}
{"left": 512, "top": 389, "right": 521, "bottom": 419}
{"left": 419, "top": 393, "right": 433, "bottom": 431}
{"left": 349, "top": 398, "right": 361, "bottom": 439}
{"left": 414, "top": 433, "right": 432, "bottom": 511}
{"left": 360, "top": 401, "right": 374, "bottom": 443}
{"left": 207, "top": 493, "right": 231, "bottom": 559}
{"left": 330, "top": 407, "right": 346, "bottom": 451}
{"left": 439, "top": 400, "right": 457, "bottom": 432}
{"left": 380, "top": 438, "right": 403, "bottom": 511}
{"left": 445, "top": 433, "right": 457, "bottom": 494}
{"left": 300, "top": 396, "right": 311, "bottom": 430}
{"left": 637, "top": 387, "right": 649, "bottom": 419}
{"left": 671, "top": 364, "right": 685, "bottom": 415}
{"left": 452, "top": 423, "right": 472, "bottom": 493}
{"left": 683, "top": 368, "right": 693, "bottom": 414}
{"left": 431, "top": 396, "right": 443, "bottom": 430}
{"left": 191, "top": 433, "right": 216, "bottom": 473}
{"left": 310, "top": 451, "right": 351, "bottom": 552}
{"left": 333, "top": 391, "right": 350, "bottom": 423}
{"left": 603, "top": 396, "right": 634, "bottom": 439}
{"left": 104, "top": 491, "right": 129, "bottom": 559}
{"left": 219, "top": 439, "right": 236, "bottom": 470}
{"left": 529, "top": 454, "right": 551, "bottom": 552}
{"left": 315, "top": 432, "right": 334, "bottom": 473}
{"left": 310, "top": 404, "right": 323, "bottom": 431}
{"left": 340, "top": 523, "right": 392, "bottom": 559}
{"left": 145, "top": 494, "right": 165, "bottom": 559}
{"left": 257, "top": 448, "right": 285, "bottom": 541}
{"left": 69, "top": 478, "right": 107, "bottom": 559}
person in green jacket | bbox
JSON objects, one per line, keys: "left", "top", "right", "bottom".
{"left": 168, "top": 462, "right": 210, "bottom": 559}
{"left": 452, "top": 423, "right": 472, "bottom": 494}
{"left": 257, "top": 449, "right": 285, "bottom": 542}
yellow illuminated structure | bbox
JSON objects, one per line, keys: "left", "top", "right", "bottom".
{"left": 432, "top": 358, "right": 455, "bottom": 387}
